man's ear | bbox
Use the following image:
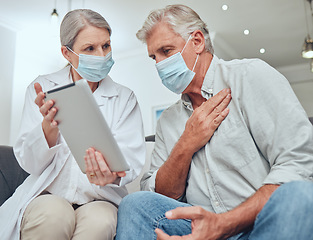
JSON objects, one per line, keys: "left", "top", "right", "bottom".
{"left": 192, "top": 30, "right": 206, "bottom": 54}
{"left": 61, "top": 46, "right": 71, "bottom": 62}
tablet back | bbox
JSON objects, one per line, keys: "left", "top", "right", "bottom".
{"left": 45, "top": 79, "right": 130, "bottom": 173}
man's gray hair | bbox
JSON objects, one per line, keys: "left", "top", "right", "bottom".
{"left": 60, "top": 9, "right": 112, "bottom": 49}
{"left": 136, "top": 4, "right": 214, "bottom": 54}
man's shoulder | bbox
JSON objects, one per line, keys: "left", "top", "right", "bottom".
{"left": 159, "top": 100, "right": 183, "bottom": 118}
{"left": 218, "top": 57, "right": 269, "bottom": 70}
{"left": 157, "top": 99, "right": 189, "bottom": 131}
{"left": 216, "top": 57, "right": 277, "bottom": 84}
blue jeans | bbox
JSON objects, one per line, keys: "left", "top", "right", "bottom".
{"left": 116, "top": 181, "right": 313, "bottom": 240}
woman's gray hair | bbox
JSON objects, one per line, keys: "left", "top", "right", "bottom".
{"left": 60, "top": 9, "right": 112, "bottom": 49}
{"left": 136, "top": 4, "right": 214, "bottom": 54}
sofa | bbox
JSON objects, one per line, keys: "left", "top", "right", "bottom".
{"left": 0, "top": 136, "right": 155, "bottom": 206}
{"left": 1, "top": 117, "right": 313, "bottom": 206}
{"left": 0, "top": 145, "right": 29, "bottom": 206}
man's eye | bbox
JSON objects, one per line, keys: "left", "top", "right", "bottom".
{"left": 163, "top": 49, "right": 170, "bottom": 54}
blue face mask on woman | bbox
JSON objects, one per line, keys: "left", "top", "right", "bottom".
{"left": 156, "top": 35, "right": 199, "bottom": 94}
{"left": 67, "top": 47, "right": 114, "bottom": 82}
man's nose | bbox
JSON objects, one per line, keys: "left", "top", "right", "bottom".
{"left": 155, "top": 56, "right": 167, "bottom": 64}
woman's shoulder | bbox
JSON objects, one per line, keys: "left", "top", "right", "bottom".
{"left": 28, "top": 66, "right": 71, "bottom": 92}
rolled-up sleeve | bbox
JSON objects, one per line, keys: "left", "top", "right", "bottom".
{"left": 241, "top": 60, "right": 313, "bottom": 185}
{"left": 140, "top": 119, "right": 169, "bottom": 191}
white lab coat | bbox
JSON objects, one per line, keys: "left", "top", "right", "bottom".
{"left": 0, "top": 66, "right": 146, "bottom": 240}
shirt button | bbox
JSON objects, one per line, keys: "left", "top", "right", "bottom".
{"left": 215, "top": 201, "right": 220, "bottom": 206}
{"left": 206, "top": 168, "right": 210, "bottom": 174}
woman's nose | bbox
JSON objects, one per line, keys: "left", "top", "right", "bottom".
{"left": 95, "top": 48, "right": 106, "bottom": 57}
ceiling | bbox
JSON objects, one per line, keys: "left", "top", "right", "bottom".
{"left": 1, "top": 0, "right": 313, "bottom": 77}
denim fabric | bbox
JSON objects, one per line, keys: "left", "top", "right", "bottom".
{"left": 248, "top": 181, "right": 313, "bottom": 240}
{"left": 116, "top": 191, "right": 192, "bottom": 240}
{"left": 116, "top": 181, "right": 313, "bottom": 240}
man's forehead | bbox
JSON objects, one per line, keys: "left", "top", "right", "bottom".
{"left": 147, "top": 24, "right": 182, "bottom": 53}
{"left": 147, "top": 37, "right": 175, "bottom": 56}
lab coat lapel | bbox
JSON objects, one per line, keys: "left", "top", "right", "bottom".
{"left": 93, "top": 75, "right": 118, "bottom": 107}
{"left": 44, "top": 65, "right": 72, "bottom": 88}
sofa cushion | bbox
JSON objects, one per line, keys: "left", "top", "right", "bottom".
{"left": 126, "top": 141, "right": 155, "bottom": 193}
{"left": 0, "top": 146, "right": 29, "bottom": 206}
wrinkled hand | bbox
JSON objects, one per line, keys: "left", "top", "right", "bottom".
{"left": 34, "top": 82, "right": 59, "bottom": 147}
{"left": 182, "top": 88, "right": 231, "bottom": 154}
{"left": 84, "top": 148, "right": 126, "bottom": 186}
{"left": 156, "top": 206, "right": 226, "bottom": 240}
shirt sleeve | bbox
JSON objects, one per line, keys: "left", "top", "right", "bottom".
{"left": 140, "top": 118, "right": 168, "bottom": 191}
{"left": 240, "top": 60, "right": 313, "bottom": 185}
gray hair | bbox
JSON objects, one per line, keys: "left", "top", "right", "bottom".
{"left": 60, "top": 9, "right": 112, "bottom": 49}
{"left": 136, "top": 4, "right": 214, "bottom": 54}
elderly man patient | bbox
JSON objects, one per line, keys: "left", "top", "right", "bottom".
{"left": 115, "top": 4, "right": 313, "bottom": 240}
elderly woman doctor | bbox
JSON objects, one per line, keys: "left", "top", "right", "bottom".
{"left": 0, "top": 9, "right": 145, "bottom": 240}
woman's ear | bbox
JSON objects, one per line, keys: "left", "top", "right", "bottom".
{"left": 61, "top": 46, "right": 71, "bottom": 62}
{"left": 192, "top": 30, "right": 205, "bottom": 54}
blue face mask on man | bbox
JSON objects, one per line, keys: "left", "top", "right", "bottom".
{"left": 156, "top": 35, "right": 199, "bottom": 94}
{"left": 67, "top": 47, "right": 114, "bottom": 82}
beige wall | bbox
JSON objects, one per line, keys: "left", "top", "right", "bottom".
{"left": 0, "top": 25, "right": 16, "bottom": 145}
{"left": 1, "top": 21, "right": 312, "bottom": 145}
{"left": 291, "top": 81, "right": 313, "bottom": 117}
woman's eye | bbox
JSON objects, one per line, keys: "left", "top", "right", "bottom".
{"left": 103, "top": 43, "right": 110, "bottom": 49}
{"left": 85, "top": 46, "right": 94, "bottom": 51}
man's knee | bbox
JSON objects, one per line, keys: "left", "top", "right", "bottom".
{"left": 250, "top": 181, "right": 313, "bottom": 239}
{"left": 259, "top": 181, "right": 313, "bottom": 219}
{"left": 119, "top": 191, "right": 157, "bottom": 213}
{"left": 275, "top": 181, "right": 313, "bottom": 210}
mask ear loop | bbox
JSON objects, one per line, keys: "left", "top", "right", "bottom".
{"left": 66, "top": 46, "right": 81, "bottom": 79}
{"left": 181, "top": 34, "right": 199, "bottom": 72}
{"left": 192, "top": 54, "right": 199, "bottom": 72}
{"left": 66, "top": 46, "right": 79, "bottom": 57}
{"left": 181, "top": 35, "right": 193, "bottom": 54}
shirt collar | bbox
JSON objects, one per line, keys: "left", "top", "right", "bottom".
{"left": 201, "top": 54, "right": 219, "bottom": 100}
{"left": 181, "top": 94, "right": 193, "bottom": 111}
{"left": 181, "top": 54, "right": 219, "bottom": 110}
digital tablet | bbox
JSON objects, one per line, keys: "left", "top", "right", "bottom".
{"left": 45, "top": 79, "right": 130, "bottom": 173}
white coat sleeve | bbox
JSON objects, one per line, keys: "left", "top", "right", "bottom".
{"left": 106, "top": 91, "right": 146, "bottom": 187}
{"left": 13, "top": 81, "right": 63, "bottom": 176}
